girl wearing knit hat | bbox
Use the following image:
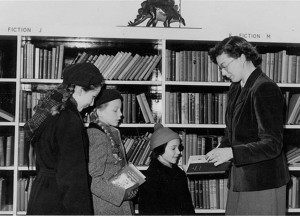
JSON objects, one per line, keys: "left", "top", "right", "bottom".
{"left": 87, "top": 89, "right": 136, "bottom": 215}
{"left": 138, "top": 123, "right": 195, "bottom": 215}
{"left": 27, "top": 63, "right": 104, "bottom": 215}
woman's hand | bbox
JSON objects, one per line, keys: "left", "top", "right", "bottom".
{"left": 205, "top": 147, "right": 233, "bottom": 166}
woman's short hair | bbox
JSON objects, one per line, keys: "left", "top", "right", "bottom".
{"left": 209, "top": 36, "right": 262, "bottom": 67}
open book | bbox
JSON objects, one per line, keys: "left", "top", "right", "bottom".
{"left": 185, "top": 155, "right": 231, "bottom": 175}
{"left": 109, "top": 162, "right": 146, "bottom": 200}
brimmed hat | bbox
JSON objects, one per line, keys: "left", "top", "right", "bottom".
{"left": 94, "top": 89, "right": 123, "bottom": 107}
{"left": 150, "top": 123, "right": 180, "bottom": 150}
{"left": 63, "top": 63, "right": 104, "bottom": 87}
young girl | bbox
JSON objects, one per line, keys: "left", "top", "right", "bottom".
{"left": 27, "top": 63, "right": 104, "bottom": 215}
{"left": 138, "top": 123, "right": 195, "bottom": 215}
{"left": 87, "top": 89, "right": 136, "bottom": 215}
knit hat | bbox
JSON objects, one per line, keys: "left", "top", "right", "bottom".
{"left": 63, "top": 63, "right": 104, "bottom": 87}
{"left": 94, "top": 89, "right": 123, "bottom": 107}
{"left": 150, "top": 123, "right": 180, "bottom": 150}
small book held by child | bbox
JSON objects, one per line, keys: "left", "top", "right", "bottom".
{"left": 109, "top": 162, "right": 146, "bottom": 200}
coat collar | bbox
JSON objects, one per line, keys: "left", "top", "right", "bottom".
{"left": 243, "top": 67, "right": 263, "bottom": 89}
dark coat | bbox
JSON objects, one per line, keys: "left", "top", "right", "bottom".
{"left": 138, "top": 158, "right": 195, "bottom": 215}
{"left": 27, "top": 99, "right": 93, "bottom": 215}
{"left": 220, "top": 68, "right": 290, "bottom": 192}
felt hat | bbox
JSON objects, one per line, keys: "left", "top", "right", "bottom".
{"left": 150, "top": 123, "right": 180, "bottom": 150}
{"left": 94, "top": 89, "right": 123, "bottom": 107}
{"left": 63, "top": 63, "right": 104, "bottom": 87}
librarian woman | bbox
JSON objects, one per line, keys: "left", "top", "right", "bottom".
{"left": 206, "top": 36, "right": 290, "bottom": 215}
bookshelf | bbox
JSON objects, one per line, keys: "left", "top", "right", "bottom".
{"left": 0, "top": 36, "right": 17, "bottom": 215}
{"left": 0, "top": 34, "right": 300, "bottom": 215}
{"left": 164, "top": 39, "right": 300, "bottom": 214}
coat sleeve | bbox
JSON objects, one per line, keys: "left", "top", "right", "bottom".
{"left": 55, "top": 111, "right": 93, "bottom": 214}
{"left": 232, "top": 82, "right": 284, "bottom": 165}
{"left": 87, "top": 128, "right": 126, "bottom": 207}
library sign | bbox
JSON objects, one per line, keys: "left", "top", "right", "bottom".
{"left": 228, "top": 32, "right": 272, "bottom": 41}
{"left": 2, "top": 26, "right": 43, "bottom": 35}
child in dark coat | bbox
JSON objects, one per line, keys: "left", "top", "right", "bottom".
{"left": 26, "top": 63, "right": 104, "bottom": 215}
{"left": 138, "top": 123, "right": 195, "bottom": 215}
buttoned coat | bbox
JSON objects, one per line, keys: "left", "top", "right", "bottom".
{"left": 138, "top": 158, "right": 195, "bottom": 215}
{"left": 27, "top": 99, "right": 93, "bottom": 215}
{"left": 87, "top": 122, "right": 132, "bottom": 215}
{"left": 220, "top": 68, "right": 290, "bottom": 192}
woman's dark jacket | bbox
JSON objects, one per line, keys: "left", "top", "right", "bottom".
{"left": 27, "top": 99, "right": 93, "bottom": 215}
{"left": 138, "top": 158, "right": 195, "bottom": 215}
{"left": 220, "top": 68, "right": 290, "bottom": 192}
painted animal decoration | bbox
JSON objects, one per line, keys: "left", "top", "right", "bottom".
{"left": 128, "top": 0, "right": 186, "bottom": 27}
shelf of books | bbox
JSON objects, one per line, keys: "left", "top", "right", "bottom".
{"left": 15, "top": 35, "right": 163, "bottom": 214}
{"left": 0, "top": 36, "right": 17, "bottom": 214}
{"left": 164, "top": 39, "right": 300, "bottom": 214}
{"left": 1, "top": 34, "right": 300, "bottom": 215}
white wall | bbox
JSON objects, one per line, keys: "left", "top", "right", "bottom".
{"left": 0, "top": 0, "right": 299, "bottom": 42}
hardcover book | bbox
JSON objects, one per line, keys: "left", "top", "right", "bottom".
{"left": 109, "top": 162, "right": 146, "bottom": 200}
{"left": 0, "top": 108, "right": 14, "bottom": 122}
{"left": 186, "top": 155, "right": 231, "bottom": 175}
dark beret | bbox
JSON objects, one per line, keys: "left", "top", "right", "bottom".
{"left": 63, "top": 63, "right": 104, "bottom": 87}
{"left": 94, "top": 89, "right": 123, "bottom": 107}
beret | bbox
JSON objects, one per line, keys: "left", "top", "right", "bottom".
{"left": 63, "top": 63, "right": 104, "bottom": 87}
{"left": 150, "top": 123, "right": 180, "bottom": 150}
{"left": 94, "top": 89, "right": 123, "bottom": 107}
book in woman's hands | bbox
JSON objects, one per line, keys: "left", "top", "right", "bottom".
{"left": 109, "top": 162, "right": 146, "bottom": 200}
{"left": 185, "top": 155, "right": 231, "bottom": 175}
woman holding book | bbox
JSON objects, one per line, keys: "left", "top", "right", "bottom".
{"left": 206, "top": 36, "right": 290, "bottom": 215}
{"left": 87, "top": 89, "right": 137, "bottom": 215}
{"left": 138, "top": 123, "right": 195, "bottom": 215}
{"left": 26, "top": 63, "right": 104, "bottom": 215}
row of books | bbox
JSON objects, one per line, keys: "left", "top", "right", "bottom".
{"left": 18, "top": 130, "right": 36, "bottom": 168}
{"left": 124, "top": 133, "right": 152, "bottom": 166}
{"left": 13, "top": 44, "right": 300, "bottom": 84}
{"left": 165, "top": 50, "right": 225, "bottom": 82}
{"left": 165, "top": 92, "right": 228, "bottom": 125}
{"left": 166, "top": 49, "right": 300, "bottom": 84}
{"left": 288, "top": 175, "right": 300, "bottom": 209}
{"left": 180, "top": 132, "right": 222, "bottom": 165}
{"left": 21, "top": 43, "right": 64, "bottom": 79}
{"left": 21, "top": 41, "right": 162, "bottom": 82}
{"left": 0, "top": 177, "right": 13, "bottom": 211}
{"left": 0, "top": 136, "right": 14, "bottom": 167}
{"left": 11, "top": 174, "right": 300, "bottom": 212}
{"left": 286, "top": 93, "right": 300, "bottom": 125}
{"left": 260, "top": 51, "right": 300, "bottom": 84}
{"left": 19, "top": 88, "right": 158, "bottom": 125}
{"left": 286, "top": 146, "right": 300, "bottom": 165}
{"left": 72, "top": 51, "right": 162, "bottom": 81}
{"left": 19, "top": 90, "right": 47, "bottom": 123}
{"left": 17, "top": 176, "right": 35, "bottom": 211}
{"left": 188, "top": 178, "right": 228, "bottom": 210}
{"left": 16, "top": 89, "right": 300, "bottom": 126}
{"left": 121, "top": 93, "right": 155, "bottom": 124}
